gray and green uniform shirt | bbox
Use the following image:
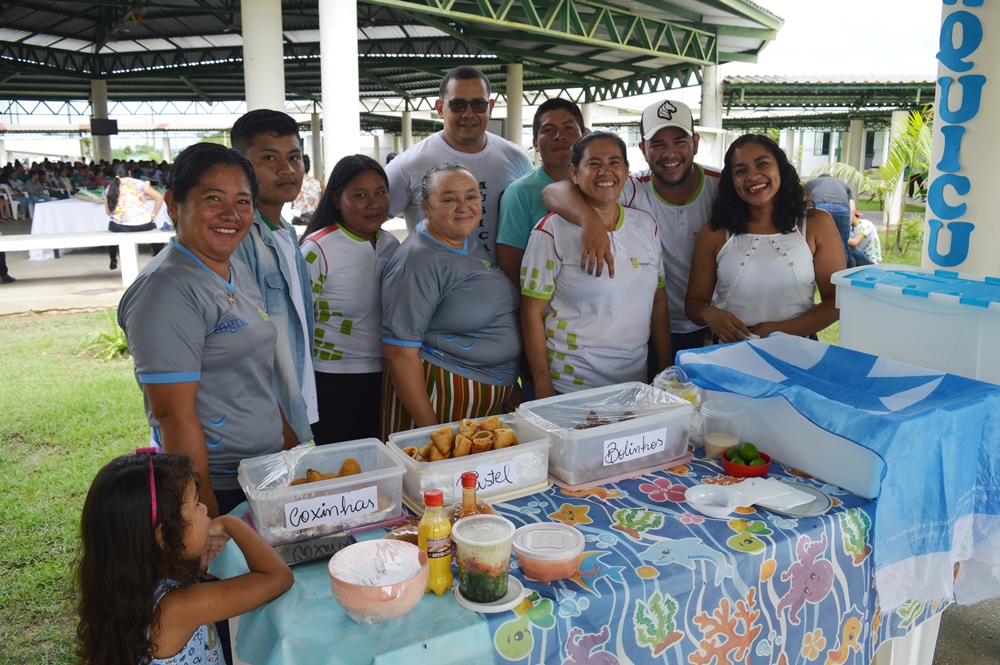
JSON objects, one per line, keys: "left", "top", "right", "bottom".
{"left": 301, "top": 224, "right": 399, "bottom": 373}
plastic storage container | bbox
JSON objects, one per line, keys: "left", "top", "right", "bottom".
{"left": 386, "top": 415, "right": 551, "bottom": 507}
{"left": 238, "top": 439, "right": 405, "bottom": 545}
{"left": 512, "top": 523, "right": 584, "bottom": 583}
{"left": 833, "top": 264, "right": 1000, "bottom": 384}
{"left": 517, "top": 382, "right": 693, "bottom": 487}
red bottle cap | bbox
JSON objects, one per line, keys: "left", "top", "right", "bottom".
{"left": 423, "top": 488, "right": 444, "bottom": 507}
{"left": 461, "top": 471, "right": 479, "bottom": 488}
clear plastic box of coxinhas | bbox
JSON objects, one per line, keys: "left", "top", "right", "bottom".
{"left": 386, "top": 415, "right": 551, "bottom": 510}
{"left": 517, "top": 382, "right": 693, "bottom": 488}
{"left": 238, "top": 439, "right": 405, "bottom": 546}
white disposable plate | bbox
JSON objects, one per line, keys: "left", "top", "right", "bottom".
{"left": 453, "top": 576, "right": 525, "bottom": 613}
{"left": 758, "top": 482, "right": 833, "bottom": 517}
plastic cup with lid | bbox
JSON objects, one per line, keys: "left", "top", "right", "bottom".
{"left": 700, "top": 400, "right": 745, "bottom": 459}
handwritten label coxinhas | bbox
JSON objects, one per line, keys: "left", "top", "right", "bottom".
{"left": 284, "top": 486, "right": 378, "bottom": 532}
{"left": 603, "top": 427, "right": 668, "bottom": 466}
{"left": 452, "top": 461, "right": 518, "bottom": 494}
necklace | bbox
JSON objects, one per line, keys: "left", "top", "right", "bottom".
{"left": 219, "top": 263, "right": 236, "bottom": 305}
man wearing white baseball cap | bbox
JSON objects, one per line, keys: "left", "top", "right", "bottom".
{"left": 543, "top": 99, "right": 719, "bottom": 358}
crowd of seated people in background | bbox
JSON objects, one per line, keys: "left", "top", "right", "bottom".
{"left": 0, "top": 158, "right": 171, "bottom": 221}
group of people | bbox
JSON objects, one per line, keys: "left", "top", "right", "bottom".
{"left": 77, "top": 64, "right": 850, "bottom": 665}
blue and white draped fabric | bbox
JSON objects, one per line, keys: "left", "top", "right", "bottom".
{"left": 678, "top": 334, "right": 1000, "bottom": 611}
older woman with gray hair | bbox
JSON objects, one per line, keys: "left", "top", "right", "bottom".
{"left": 380, "top": 162, "right": 521, "bottom": 438}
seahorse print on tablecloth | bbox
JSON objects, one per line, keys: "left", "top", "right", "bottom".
{"left": 824, "top": 616, "right": 862, "bottom": 665}
{"left": 775, "top": 533, "right": 834, "bottom": 625}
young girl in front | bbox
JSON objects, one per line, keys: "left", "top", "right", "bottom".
{"left": 76, "top": 451, "right": 294, "bottom": 665}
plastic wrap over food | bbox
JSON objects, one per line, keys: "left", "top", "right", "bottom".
{"left": 244, "top": 443, "right": 316, "bottom": 500}
{"left": 652, "top": 366, "right": 704, "bottom": 408}
{"left": 328, "top": 540, "right": 428, "bottom": 624}
{"left": 516, "top": 381, "right": 689, "bottom": 434}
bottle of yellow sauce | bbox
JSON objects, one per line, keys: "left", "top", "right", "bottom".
{"left": 418, "top": 488, "right": 454, "bottom": 595}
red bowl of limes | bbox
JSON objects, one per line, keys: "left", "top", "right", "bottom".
{"left": 721, "top": 442, "right": 771, "bottom": 477}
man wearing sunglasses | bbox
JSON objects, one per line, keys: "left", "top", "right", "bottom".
{"left": 385, "top": 65, "right": 533, "bottom": 260}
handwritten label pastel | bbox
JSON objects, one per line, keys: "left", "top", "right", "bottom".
{"left": 452, "top": 460, "right": 518, "bottom": 494}
{"left": 284, "top": 486, "right": 378, "bottom": 532}
{"left": 603, "top": 427, "right": 667, "bottom": 466}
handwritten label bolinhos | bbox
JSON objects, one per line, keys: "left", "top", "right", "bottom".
{"left": 603, "top": 427, "right": 667, "bottom": 466}
{"left": 452, "top": 461, "right": 518, "bottom": 494}
{"left": 284, "top": 486, "right": 378, "bottom": 532}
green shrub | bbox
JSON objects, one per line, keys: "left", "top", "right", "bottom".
{"left": 81, "top": 310, "right": 129, "bottom": 360}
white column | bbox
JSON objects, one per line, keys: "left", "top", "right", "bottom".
{"left": 373, "top": 134, "right": 381, "bottom": 163}
{"left": 319, "top": 0, "right": 360, "bottom": 163}
{"left": 161, "top": 136, "right": 172, "bottom": 163}
{"left": 782, "top": 129, "right": 796, "bottom": 169}
{"left": 846, "top": 118, "right": 865, "bottom": 172}
{"left": 392, "top": 134, "right": 400, "bottom": 153}
{"left": 922, "top": 1, "right": 999, "bottom": 277}
{"left": 0, "top": 138, "right": 6, "bottom": 166}
{"left": 241, "top": 0, "right": 285, "bottom": 111}
{"left": 310, "top": 110, "right": 323, "bottom": 181}
{"left": 402, "top": 105, "right": 413, "bottom": 150}
{"left": 885, "top": 110, "right": 908, "bottom": 234}
{"left": 581, "top": 102, "right": 593, "bottom": 131}
{"left": 90, "top": 80, "right": 112, "bottom": 163}
{"left": 700, "top": 64, "right": 722, "bottom": 130}
{"left": 505, "top": 63, "right": 523, "bottom": 146}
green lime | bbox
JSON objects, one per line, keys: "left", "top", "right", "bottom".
{"left": 724, "top": 447, "right": 742, "bottom": 462}
{"left": 738, "top": 442, "right": 758, "bottom": 461}
{"left": 729, "top": 455, "right": 747, "bottom": 466}
{"left": 748, "top": 458, "right": 767, "bottom": 467}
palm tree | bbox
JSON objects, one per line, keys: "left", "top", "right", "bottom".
{"left": 812, "top": 106, "right": 933, "bottom": 252}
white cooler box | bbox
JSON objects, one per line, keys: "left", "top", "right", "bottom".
{"left": 702, "top": 390, "right": 884, "bottom": 499}
{"left": 833, "top": 264, "right": 1000, "bottom": 385}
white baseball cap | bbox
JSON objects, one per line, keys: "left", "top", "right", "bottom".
{"left": 640, "top": 100, "right": 694, "bottom": 141}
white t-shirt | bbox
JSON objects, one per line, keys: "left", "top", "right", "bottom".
{"left": 301, "top": 225, "right": 399, "bottom": 373}
{"left": 385, "top": 131, "right": 533, "bottom": 260}
{"left": 521, "top": 206, "right": 666, "bottom": 394}
{"left": 620, "top": 164, "right": 721, "bottom": 334}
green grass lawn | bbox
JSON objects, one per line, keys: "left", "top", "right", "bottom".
{"left": 0, "top": 312, "right": 148, "bottom": 664}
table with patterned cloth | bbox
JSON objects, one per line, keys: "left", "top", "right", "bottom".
{"left": 211, "top": 451, "right": 944, "bottom": 665}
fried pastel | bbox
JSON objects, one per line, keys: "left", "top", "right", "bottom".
{"left": 454, "top": 434, "right": 473, "bottom": 457}
{"left": 430, "top": 425, "right": 455, "bottom": 456}
{"left": 478, "top": 415, "right": 502, "bottom": 432}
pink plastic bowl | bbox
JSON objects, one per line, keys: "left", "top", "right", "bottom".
{"left": 327, "top": 540, "right": 429, "bottom": 624}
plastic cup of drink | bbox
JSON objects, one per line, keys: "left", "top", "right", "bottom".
{"left": 700, "top": 400, "right": 745, "bottom": 459}
{"left": 451, "top": 514, "right": 516, "bottom": 603}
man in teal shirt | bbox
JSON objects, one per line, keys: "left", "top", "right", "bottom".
{"left": 496, "top": 99, "right": 586, "bottom": 286}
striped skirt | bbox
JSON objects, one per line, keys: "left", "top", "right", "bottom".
{"left": 380, "top": 361, "right": 513, "bottom": 439}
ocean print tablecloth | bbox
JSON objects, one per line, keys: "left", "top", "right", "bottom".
{"left": 482, "top": 453, "right": 942, "bottom": 665}
{"left": 212, "top": 451, "right": 944, "bottom": 665}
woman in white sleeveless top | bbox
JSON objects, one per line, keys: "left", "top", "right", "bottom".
{"left": 685, "top": 134, "right": 844, "bottom": 343}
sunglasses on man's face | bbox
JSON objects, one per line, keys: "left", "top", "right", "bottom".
{"left": 444, "top": 98, "right": 490, "bottom": 113}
